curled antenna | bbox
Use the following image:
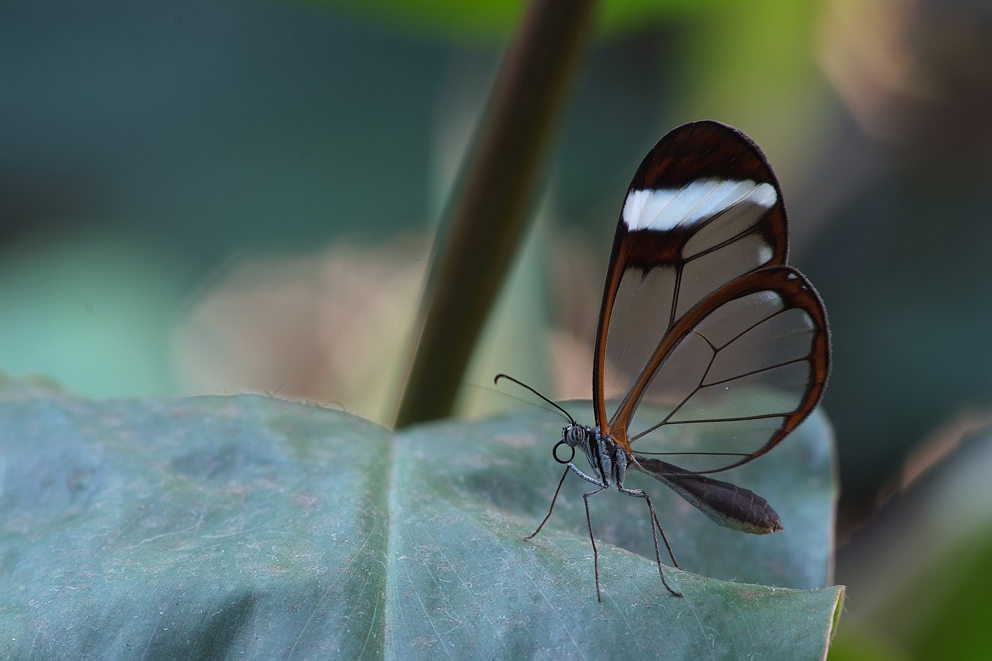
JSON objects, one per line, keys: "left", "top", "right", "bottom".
{"left": 494, "top": 373, "right": 575, "bottom": 425}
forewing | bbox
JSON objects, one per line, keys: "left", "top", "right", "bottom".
{"left": 610, "top": 267, "right": 829, "bottom": 473}
{"left": 593, "top": 121, "right": 788, "bottom": 434}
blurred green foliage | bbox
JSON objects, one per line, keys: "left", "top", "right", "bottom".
{"left": 831, "top": 424, "right": 992, "bottom": 661}
{"left": 305, "top": 0, "right": 736, "bottom": 41}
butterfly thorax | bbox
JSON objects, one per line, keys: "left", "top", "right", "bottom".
{"left": 562, "top": 424, "right": 631, "bottom": 489}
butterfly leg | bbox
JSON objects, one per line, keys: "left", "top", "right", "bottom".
{"left": 626, "top": 487, "right": 682, "bottom": 568}
{"left": 525, "top": 461, "right": 607, "bottom": 540}
{"left": 618, "top": 486, "right": 684, "bottom": 597}
{"left": 528, "top": 462, "right": 611, "bottom": 600}
{"left": 525, "top": 466, "right": 570, "bottom": 540}
{"left": 582, "top": 484, "right": 610, "bottom": 602}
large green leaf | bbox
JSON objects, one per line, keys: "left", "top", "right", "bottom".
{"left": 0, "top": 386, "right": 841, "bottom": 659}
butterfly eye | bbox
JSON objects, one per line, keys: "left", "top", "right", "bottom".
{"left": 564, "top": 425, "right": 585, "bottom": 447}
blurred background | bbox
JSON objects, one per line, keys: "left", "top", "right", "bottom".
{"left": 3, "top": 0, "right": 992, "bottom": 657}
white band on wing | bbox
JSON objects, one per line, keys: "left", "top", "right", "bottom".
{"left": 622, "top": 179, "right": 777, "bottom": 232}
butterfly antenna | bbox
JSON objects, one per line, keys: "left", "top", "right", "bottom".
{"left": 493, "top": 373, "right": 575, "bottom": 425}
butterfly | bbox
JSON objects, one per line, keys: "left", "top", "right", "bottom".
{"left": 498, "top": 120, "right": 830, "bottom": 601}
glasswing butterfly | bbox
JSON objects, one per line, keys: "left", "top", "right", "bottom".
{"left": 498, "top": 120, "right": 830, "bottom": 601}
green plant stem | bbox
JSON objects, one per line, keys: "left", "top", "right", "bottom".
{"left": 394, "top": 0, "right": 598, "bottom": 428}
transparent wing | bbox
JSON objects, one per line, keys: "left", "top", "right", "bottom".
{"left": 593, "top": 121, "right": 789, "bottom": 432}
{"left": 610, "top": 267, "right": 829, "bottom": 473}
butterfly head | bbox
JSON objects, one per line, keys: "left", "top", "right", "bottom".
{"left": 563, "top": 424, "right": 588, "bottom": 448}
{"left": 552, "top": 423, "right": 592, "bottom": 465}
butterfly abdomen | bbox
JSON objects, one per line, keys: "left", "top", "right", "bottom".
{"left": 632, "top": 457, "right": 784, "bottom": 534}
